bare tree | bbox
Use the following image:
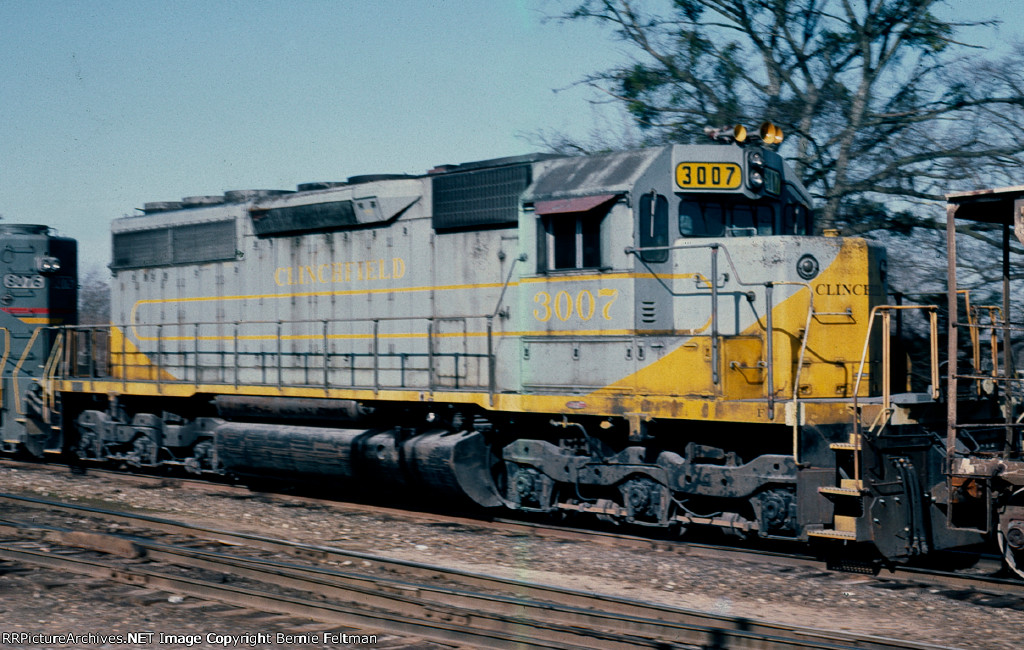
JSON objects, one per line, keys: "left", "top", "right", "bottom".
{"left": 78, "top": 266, "right": 110, "bottom": 325}
{"left": 557, "top": 0, "right": 1024, "bottom": 233}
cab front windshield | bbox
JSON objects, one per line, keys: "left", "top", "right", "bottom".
{"left": 678, "top": 198, "right": 810, "bottom": 237}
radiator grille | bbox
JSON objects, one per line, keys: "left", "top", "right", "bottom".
{"left": 250, "top": 200, "right": 355, "bottom": 237}
{"left": 432, "top": 164, "right": 530, "bottom": 230}
{"left": 112, "top": 220, "right": 236, "bottom": 269}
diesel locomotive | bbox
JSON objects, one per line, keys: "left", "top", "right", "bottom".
{"left": 4, "top": 122, "right": 1024, "bottom": 575}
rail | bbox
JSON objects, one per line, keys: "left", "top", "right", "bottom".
{"left": 0, "top": 491, "right": 948, "bottom": 650}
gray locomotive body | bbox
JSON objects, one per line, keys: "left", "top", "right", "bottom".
{"left": 15, "top": 136, "right": 1010, "bottom": 574}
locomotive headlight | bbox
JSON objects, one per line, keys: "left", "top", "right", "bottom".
{"left": 796, "top": 254, "right": 819, "bottom": 280}
{"left": 35, "top": 256, "right": 61, "bottom": 273}
{"left": 747, "top": 149, "right": 766, "bottom": 192}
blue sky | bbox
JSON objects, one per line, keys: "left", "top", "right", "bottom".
{"left": 0, "top": 1, "right": 1017, "bottom": 271}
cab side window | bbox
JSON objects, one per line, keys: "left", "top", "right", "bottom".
{"left": 756, "top": 205, "right": 774, "bottom": 235}
{"left": 540, "top": 215, "right": 603, "bottom": 270}
{"left": 680, "top": 200, "right": 777, "bottom": 237}
{"left": 732, "top": 204, "right": 756, "bottom": 234}
{"left": 783, "top": 203, "right": 811, "bottom": 235}
{"left": 536, "top": 197, "right": 615, "bottom": 271}
{"left": 679, "top": 200, "right": 724, "bottom": 237}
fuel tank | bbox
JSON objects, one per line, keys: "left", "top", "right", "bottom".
{"left": 214, "top": 423, "right": 501, "bottom": 507}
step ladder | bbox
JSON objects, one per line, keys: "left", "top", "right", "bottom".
{"left": 807, "top": 433, "right": 870, "bottom": 542}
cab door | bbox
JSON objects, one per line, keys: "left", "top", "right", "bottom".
{"left": 632, "top": 192, "right": 683, "bottom": 395}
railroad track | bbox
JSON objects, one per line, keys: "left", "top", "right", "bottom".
{"left": 4, "top": 459, "right": 1022, "bottom": 602}
{"left": 495, "top": 518, "right": 1024, "bottom": 601}
{"left": 0, "top": 491, "right": 949, "bottom": 649}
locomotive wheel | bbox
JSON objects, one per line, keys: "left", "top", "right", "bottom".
{"left": 997, "top": 487, "right": 1024, "bottom": 579}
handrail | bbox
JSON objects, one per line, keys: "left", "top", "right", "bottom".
{"left": 486, "top": 317, "right": 495, "bottom": 406}
{"left": 0, "top": 327, "right": 10, "bottom": 408}
{"left": 373, "top": 319, "right": 380, "bottom": 394}
{"left": 63, "top": 316, "right": 496, "bottom": 396}
{"left": 117, "top": 313, "right": 499, "bottom": 334}
{"left": 710, "top": 245, "right": 719, "bottom": 384}
{"left": 782, "top": 281, "right": 815, "bottom": 464}
{"left": 11, "top": 327, "right": 43, "bottom": 416}
{"left": 847, "top": 305, "right": 937, "bottom": 488}
{"left": 492, "top": 253, "right": 526, "bottom": 319}
{"left": 627, "top": 242, "right": 816, "bottom": 421}
{"left": 483, "top": 252, "right": 525, "bottom": 405}
{"left": 43, "top": 331, "right": 64, "bottom": 416}
{"left": 952, "top": 320, "right": 1024, "bottom": 333}
{"left": 852, "top": 305, "right": 939, "bottom": 437}
{"left": 968, "top": 305, "right": 1005, "bottom": 389}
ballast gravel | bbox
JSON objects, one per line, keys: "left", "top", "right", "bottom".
{"left": 0, "top": 462, "right": 1020, "bottom": 650}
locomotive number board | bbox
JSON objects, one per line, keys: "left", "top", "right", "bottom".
{"left": 675, "top": 162, "right": 742, "bottom": 190}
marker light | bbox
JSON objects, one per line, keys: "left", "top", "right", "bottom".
{"left": 36, "top": 256, "right": 61, "bottom": 273}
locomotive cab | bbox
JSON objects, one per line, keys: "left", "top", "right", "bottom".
{"left": 519, "top": 135, "right": 887, "bottom": 413}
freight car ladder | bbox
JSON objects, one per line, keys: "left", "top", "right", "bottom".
{"left": 808, "top": 305, "right": 938, "bottom": 544}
